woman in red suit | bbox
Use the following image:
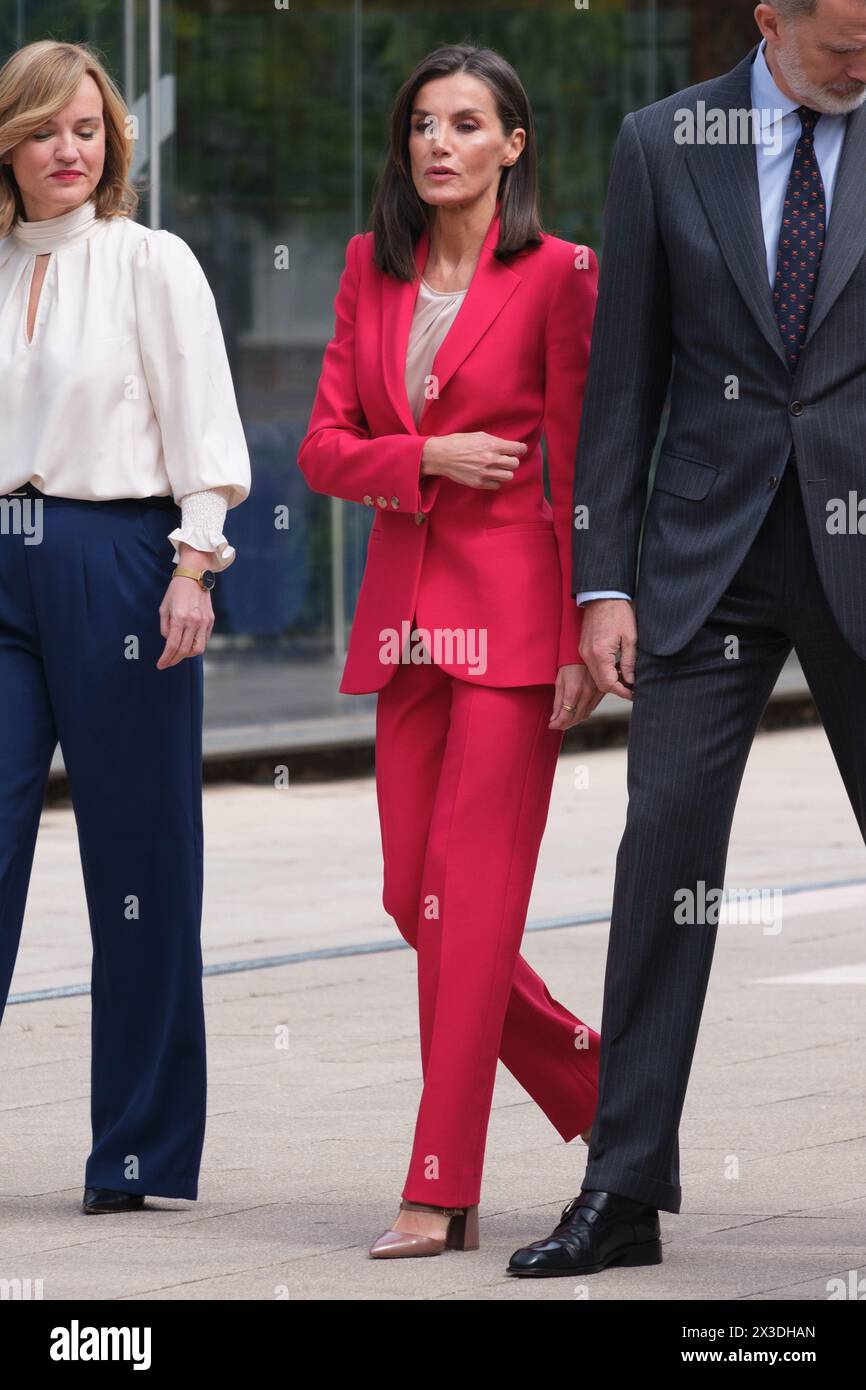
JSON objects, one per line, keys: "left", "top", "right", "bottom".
{"left": 298, "top": 43, "right": 602, "bottom": 1259}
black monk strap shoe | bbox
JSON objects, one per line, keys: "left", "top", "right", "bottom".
{"left": 507, "top": 1189, "right": 662, "bottom": 1277}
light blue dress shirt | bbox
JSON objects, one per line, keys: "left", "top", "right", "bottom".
{"left": 575, "top": 39, "right": 848, "bottom": 609}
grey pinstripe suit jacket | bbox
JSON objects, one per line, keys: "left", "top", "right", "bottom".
{"left": 572, "top": 42, "right": 866, "bottom": 659}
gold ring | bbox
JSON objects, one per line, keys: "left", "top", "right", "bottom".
{"left": 561, "top": 702, "right": 576, "bottom": 712}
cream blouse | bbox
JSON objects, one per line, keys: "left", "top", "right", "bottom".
{"left": 404, "top": 276, "right": 467, "bottom": 425}
{"left": 0, "top": 196, "right": 250, "bottom": 570}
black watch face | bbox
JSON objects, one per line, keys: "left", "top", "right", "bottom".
{"left": 201, "top": 570, "right": 216, "bottom": 591}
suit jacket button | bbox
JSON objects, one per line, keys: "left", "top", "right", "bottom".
{"left": 390, "top": 496, "right": 400, "bottom": 508}
{"left": 415, "top": 511, "right": 427, "bottom": 524}
{"left": 362, "top": 494, "right": 373, "bottom": 506}
{"left": 376, "top": 495, "right": 388, "bottom": 508}
{"left": 790, "top": 400, "right": 804, "bottom": 416}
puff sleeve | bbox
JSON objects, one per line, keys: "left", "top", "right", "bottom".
{"left": 131, "top": 230, "right": 251, "bottom": 567}
{"left": 168, "top": 485, "right": 236, "bottom": 571}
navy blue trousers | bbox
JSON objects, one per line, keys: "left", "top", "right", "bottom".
{"left": 0, "top": 489, "right": 206, "bottom": 1199}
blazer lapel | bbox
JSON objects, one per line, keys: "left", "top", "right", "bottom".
{"left": 380, "top": 245, "right": 424, "bottom": 436}
{"left": 379, "top": 209, "right": 521, "bottom": 434}
{"left": 684, "top": 44, "right": 790, "bottom": 370}
{"left": 686, "top": 44, "right": 866, "bottom": 368}
{"left": 803, "top": 99, "right": 866, "bottom": 347}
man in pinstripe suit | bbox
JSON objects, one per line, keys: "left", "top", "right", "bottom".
{"left": 509, "top": 0, "right": 866, "bottom": 1276}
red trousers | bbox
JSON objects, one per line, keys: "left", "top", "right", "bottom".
{"left": 374, "top": 652, "right": 600, "bottom": 1207}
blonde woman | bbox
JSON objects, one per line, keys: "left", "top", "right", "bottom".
{"left": 0, "top": 41, "right": 250, "bottom": 1213}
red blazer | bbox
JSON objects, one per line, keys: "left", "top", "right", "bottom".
{"left": 298, "top": 210, "right": 599, "bottom": 693}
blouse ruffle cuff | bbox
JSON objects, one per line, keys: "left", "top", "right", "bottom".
{"left": 168, "top": 487, "right": 237, "bottom": 572}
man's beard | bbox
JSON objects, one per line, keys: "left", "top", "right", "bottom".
{"left": 776, "top": 28, "right": 866, "bottom": 114}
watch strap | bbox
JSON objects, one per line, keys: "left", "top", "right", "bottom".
{"left": 172, "top": 565, "right": 214, "bottom": 590}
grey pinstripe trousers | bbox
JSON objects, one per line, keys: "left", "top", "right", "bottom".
{"left": 581, "top": 455, "right": 866, "bottom": 1211}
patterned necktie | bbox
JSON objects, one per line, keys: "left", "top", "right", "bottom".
{"left": 772, "top": 106, "right": 827, "bottom": 372}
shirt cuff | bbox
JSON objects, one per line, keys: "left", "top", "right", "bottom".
{"left": 169, "top": 487, "right": 236, "bottom": 572}
{"left": 575, "top": 590, "right": 632, "bottom": 607}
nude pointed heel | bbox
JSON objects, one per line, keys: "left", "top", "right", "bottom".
{"left": 368, "top": 1199, "right": 480, "bottom": 1258}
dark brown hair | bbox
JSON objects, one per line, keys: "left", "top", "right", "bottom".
{"left": 370, "top": 43, "right": 543, "bottom": 281}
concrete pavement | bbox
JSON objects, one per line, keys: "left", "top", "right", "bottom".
{"left": 2, "top": 723, "right": 865, "bottom": 1300}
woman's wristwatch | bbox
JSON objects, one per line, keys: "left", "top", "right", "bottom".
{"left": 172, "top": 565, "right": 216, "bottom": 592}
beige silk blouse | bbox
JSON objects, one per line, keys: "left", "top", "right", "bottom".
{"left": 403, "top": 275, "right": 467, "bottom": 426}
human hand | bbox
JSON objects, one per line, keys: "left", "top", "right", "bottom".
{"left": 578, "top": 598, "right": 637, "bottom": 702}
{"left": 549, "top": 664, "right": 605, "bottom": 730}
{"left": 421, "top": 432, "right": 527, "bottom": 489}
{"left": 157, "top": 545, "right": 215, "bottom": 669}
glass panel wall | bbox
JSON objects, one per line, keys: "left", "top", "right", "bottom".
{"left": 2, "top": 1, "right": 764, "bottom": 734}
